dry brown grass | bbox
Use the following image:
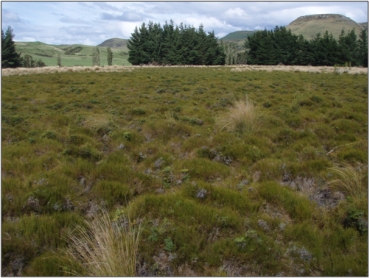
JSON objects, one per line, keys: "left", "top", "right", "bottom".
{"left": 64, "top": 211, "right": 141, "bottom": 276}
{"left": 218, "top": 97, "right": 262, "bottom": 134}
{"left": 82, "top": 114, "right": 112, "bottom": 133}
{"left": 2, "top": 65, "right": 367, "bottom": 76}
{"left": 1, "top": 65, "right": 135, "bottom": 76}
{"left": 230, "top": 65, "right": 368, "bottom": 74}
{"left": 328, "top": 163, "right": 367, "bottom": 199}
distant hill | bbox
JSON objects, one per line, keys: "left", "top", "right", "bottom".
{"left": 220, "top": 14, "right": 366, "bottom": 44}
{"left": 14, "top": 41, "right": 130, "bottom": 66}
{"left": 221, "top": 31, "right": 255, "bottom": 41}
{"left": 98, "top": 38, "right": 128, "bottom": 48}
{"left": 286, "top": 14, "right": 364, "bottom": 40}
{"left": 359, "top": 22, "right": 368, "bottom": 31}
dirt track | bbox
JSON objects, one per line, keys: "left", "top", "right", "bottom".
{"left": 2, "top": 64, "right": 368, "bottom": 76}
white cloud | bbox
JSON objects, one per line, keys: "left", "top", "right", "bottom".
{"left": 118, "top": 21, "right": 142, "bottom": 38}
{"left": 224, "top": 7, "right": 247, "bottom": 18}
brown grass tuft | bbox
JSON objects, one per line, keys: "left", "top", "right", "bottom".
{"left": 328, "top": 163, "right": 367, "bottom": 199}
{"left": 64, "top": 210, "right": 141, "bottom": 276}
{"left": 218, "top": 97, "right": 262, "bottom": 134}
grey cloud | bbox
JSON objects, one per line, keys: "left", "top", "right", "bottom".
{"left": 100, "top": 12, "right": 144, "bottom": 22}
{"left": 59, "top": 25, "right": 103, "bottom": 36}
{"left": 91, "top": 2, "right": 117, "bottom": 12}
{"left": 2, "top": 10, "right": 21, "bottom": 23}
{"left": 59, "top": 17, "right": 89, "bottom": 24}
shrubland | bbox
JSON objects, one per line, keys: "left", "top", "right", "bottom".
{"left": 1, "top": 66, "right": 368, "bottom": 276}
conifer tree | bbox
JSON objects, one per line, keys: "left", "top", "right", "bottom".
{"left": 357, "top": 29, "right": 368, "bottom": 67}
{"left": 127, "top": 26, "right": 143, "bottom": 65}
{"left": 338, "top": 28, "right": 358, "bottom": 66}
{"left": 2, "top": 26, "right": 21, "bottom": 68}
{"left": 127, "top": 21, "right": 225, "bottom": 65}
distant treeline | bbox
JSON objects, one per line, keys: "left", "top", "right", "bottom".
{"left": 245, "top": 26, "right": 368, "bottom": 67}
{"left": 127, "top": 20, "right": 225, "bottom": 65}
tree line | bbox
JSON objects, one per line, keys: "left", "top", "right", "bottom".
{"left": 245, "top": 26, "right": 368, "bottom": 67}
{"left": 127, "top": 20, "right": 225, "bottom": 65}
{"left": 3, "top": 24, "right": 368, "bottom": 68}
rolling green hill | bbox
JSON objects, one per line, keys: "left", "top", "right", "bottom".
{"left": 14, "top": 41, "right": 130, "bottom": 67}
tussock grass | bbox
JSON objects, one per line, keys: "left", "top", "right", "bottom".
{"left": 218, "top": 97, "right": 262, "bottom": 134}
{"left": 64, "top": 210, "right": 141, "bottom": 276}
{"left": 2, "top": 68, "right": 368, "bottom": 276}
{"left": 328, "top": 163, "right": 367, "bottom": 199}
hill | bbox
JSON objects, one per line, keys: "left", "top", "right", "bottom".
{"left": 98, "top": 38, "right": 128, "bottom": 48}
{"left": 286, "top": 14, "right": 364, "bottom": 40}
{"left": 14, "top": 41, "right": 130, "bottom": 66}
{"left": 221, "top": 30, "right": 255, "bottom": 41}
{"left": 359, "top": 22, "right": 368, "bottom": 31}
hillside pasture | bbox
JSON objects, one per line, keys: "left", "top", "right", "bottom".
{"left": 14, "top": 41, "right": 130, "bottom": 67}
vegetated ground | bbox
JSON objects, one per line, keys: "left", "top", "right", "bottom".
{"left": 1, "top": 66, "right": 368, "bottom": 276}
{"left": 286, "top": 14, "right": 364, "bottom": 41}
{"left": 14, "top": 41, "right": 130, "bottom": 67}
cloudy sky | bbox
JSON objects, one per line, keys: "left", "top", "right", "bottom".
{"left": 2, "top": 1, "right": 368, "bottom": 46}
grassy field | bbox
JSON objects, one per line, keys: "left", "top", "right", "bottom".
{"left": 15, "top": 41, "right": 130, "bottom": 66}
{"left": 1, "top": 66, "right": 368, "bottom": 276}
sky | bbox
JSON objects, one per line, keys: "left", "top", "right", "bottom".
{"left": 1, "top": 1, "right": 368, "bottom": 46}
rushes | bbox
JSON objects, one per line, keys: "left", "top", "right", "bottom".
{"left": 64, "top": 210, "right": 141, "bottom": 276}
{"left": 219, "top": 97, "right": 261, "bottom": 134}
{"left": 328, "top": 163, "right": 367, "bottom": 199}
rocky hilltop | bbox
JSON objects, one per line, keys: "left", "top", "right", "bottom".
{"left": 287, "top": 14, "right": 364, "bottom": 40}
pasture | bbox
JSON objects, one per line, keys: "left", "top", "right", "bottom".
{"left": 14, "top": 41, "right": 130, "bottom": 67}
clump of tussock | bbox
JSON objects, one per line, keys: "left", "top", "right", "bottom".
{"left": 218, "top": 97, "right": 262, "bottom": 134}
{"left": 328, "top": 163, "right": 367, "bottom": 199}
{"left": 82, "top": 114, "right": 114, "bottom": 135}
{"left": 64, "top": 211, "right": 141, "bottom": 276}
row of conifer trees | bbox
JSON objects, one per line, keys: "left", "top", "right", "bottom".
{"left": 246, "top": 26, "right": 368, "bottom": 67}
{"left": 127, "top": 20, "right": 226, "bottom": 65}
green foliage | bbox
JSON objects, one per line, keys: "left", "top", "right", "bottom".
{"left": 246, "top": 26, "right": 368, "bottom": 66}
{"left": 64, "top": 45, "right": 83, "bottom": 55}
{"left": 57, "top": 53, "right": 62, "bottom": 67}
{"left": 344, "top": 208, "right": 367, "bottom": 235}
{"left": 128, "top": 21, "right": 225, "bottom": 65}
{"left": 2, "top": 26, "right": 21, "bottom": 68}
{"left": 92, "top": 46, "right": 100, "bottom": 66}
{"left": 107, "top": 46, "right": 113, "bottom": 66}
